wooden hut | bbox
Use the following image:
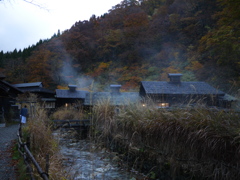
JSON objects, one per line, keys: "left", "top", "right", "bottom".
{"left": 0, "top": 74, "right": 22, "bottom": 126}
{"left": 84, "top": 85, "right": 141, "bottom": 108}
{"left": 13, "top": 82, "right": 56, "bottom": 114}
{"left": 55, "top": 85, "right": 88, "bottom": 108}
{"left": 139, "top": 73, "right": 229, "bottom": 108}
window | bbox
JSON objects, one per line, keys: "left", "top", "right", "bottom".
{"left": 158, "top": 103, "right": 169, "bottom": 108}
{"left": 44, "top": 102, "right": 55, "bottom": 109}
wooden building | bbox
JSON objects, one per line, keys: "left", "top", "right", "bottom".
{"left": 55, "top": 85, "right": 88, "bottom": 108}
{"left": 0, "top": 74, "right": 22, "bottom": 126}
{"left": 13, "top": 82, "right": 56, "bottom": 111}
{"left": 84, "top": 85, "right": 141, "bottom": 108}
{"left": 139, "top": 73, "right": 232, "bottom": 108}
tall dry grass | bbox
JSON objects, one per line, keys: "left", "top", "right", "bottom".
{"left": 51, "top": 105, "right": 85, "bottom": 120}
{"left": 91, "top": 98, "right": 116, "bottom": 143}
{"left": 23, "top": 104, "right": 70, "bottom": 180}
{"left": 92, "top": 99, "right": 240, "bottom": 179}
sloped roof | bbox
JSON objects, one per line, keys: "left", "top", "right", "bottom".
{"left": 168, "top": 73, "right": 183, "bottom": 77}
{"left": 25, "top": 87, "right": 55, "bottom": 94}
{"left": 14, "top": 82, "right": 43, "bottom": 88}
{"left": 55, "top": 89, "right": 88, "bottom": 99}
{"left": 84, "top": 92, "right": 141, "bottom": 106}
{"left": 0, "top": 80, "right": 23, "bottom": 97}
{"left": 13, "top": 82, "right": 54, "bottom": 94}
{"left": 140, "top": 81, "right": 225, "bottom": 95}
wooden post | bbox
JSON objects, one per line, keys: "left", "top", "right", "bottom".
{"left": 26, "top": 136, "right": 31, "bottom": 171}
{"left": 26, "top": 136, "right": 31, "bottom": 151}
{"left": 45, "top": 154, "right": 49, "bottom": 176}
{"left": 19, "top": 123, "right": 22, "bottom": 138}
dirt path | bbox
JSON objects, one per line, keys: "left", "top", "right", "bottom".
{"left": 0, "top": 124, "right": 19, "bottom": 180}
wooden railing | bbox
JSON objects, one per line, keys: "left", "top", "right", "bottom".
{"left": 52, "top": 119, "right": 91, "bottom": 128}
{"left": 17, "top": 123, "right": 49, "bottom": 180}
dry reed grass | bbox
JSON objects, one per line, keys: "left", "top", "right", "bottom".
{"left": 92, "top": 99, "right": 240, "bottom": 179}
{"left": 23, "top": 104, "right": 70, "bottom": 180}
{"left": 91, "top": 98, "right": 116, "bottom": 143}
{"left": 52, "top": 105, "right": 84, "bottom": 120}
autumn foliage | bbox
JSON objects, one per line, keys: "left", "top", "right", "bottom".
{"left": 0, "top": 0, "right": 239, "bottom": 93}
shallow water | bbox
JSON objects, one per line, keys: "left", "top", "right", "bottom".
{"left": 54, "top": 130, "right": 146, "bottom": 180}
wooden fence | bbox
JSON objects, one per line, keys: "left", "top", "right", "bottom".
{"left": 17, "top": 123, "right": 49, "bottom": 180}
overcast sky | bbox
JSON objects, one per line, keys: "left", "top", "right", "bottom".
{"left": 0, "top": 0, "right": 121, "bottom": 52}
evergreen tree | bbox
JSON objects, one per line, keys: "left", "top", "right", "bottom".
{"left": 0, "top": 51, "right": 4, "bottom": 68}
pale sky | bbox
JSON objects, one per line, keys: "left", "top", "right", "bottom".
{"left": 0, "top": 0, "right": 121, "bottom": 52}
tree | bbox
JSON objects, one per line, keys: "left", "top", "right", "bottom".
{"left": 197, "top": 0, "right": 240, "bottom": 91}
{"left": 97, "top": 29, "right": 124, "bottom": 61}
{"left": 0, "top": 51, "right": 4, "bottom": 68}
{"left": 199, "top": 0, "right": 240, "bottom": 65}
{"left": 120, "top": 0, "right": 140, "bottom": 8}
{"left": 26, "top": 49, "right": 53, "bottom": 87}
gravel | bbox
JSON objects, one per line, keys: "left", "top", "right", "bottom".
{"left": 0, "top": 124, "right": 19, "bottom": 180}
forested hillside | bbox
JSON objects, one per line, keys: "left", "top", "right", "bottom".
{"left": 0, "top": 0, "right": 239, "bottom": 94}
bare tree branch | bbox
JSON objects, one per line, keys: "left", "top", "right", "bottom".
{"left": 22, "top": 0, "right": 48, "bottom": 10}
{"left": 1, "top": 0, "right": 49, "bottom": 11}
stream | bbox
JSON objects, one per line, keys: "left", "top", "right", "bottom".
{"left": 54, "top": 129, "right": 147, "bottom": 180}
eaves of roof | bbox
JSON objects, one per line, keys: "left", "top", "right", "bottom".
{"left": 1, "top": 80, "right": 23, "bottom": 93}
{"left": 20, "top": 87, "right": 55, "bottom": 94}
{"left": 13, "top": 82, "right": 42, "bottom": 88}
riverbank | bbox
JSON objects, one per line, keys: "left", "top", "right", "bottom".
{"left": 56, "top": 129, "right": 147, "bottom": 180}
{"left": 92, "top": 101, "right": 240, "bottom": 179}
